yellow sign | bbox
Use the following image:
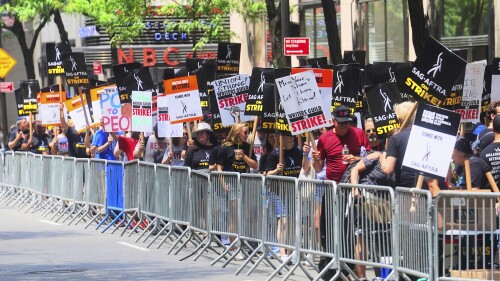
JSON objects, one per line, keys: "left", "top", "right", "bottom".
{"left": 0, "top": 48, "right": 16, "bottom": 79}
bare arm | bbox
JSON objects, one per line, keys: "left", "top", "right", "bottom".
{"left": 302, "top": 143, "right": 311, "bottom": 174}
{"left": 8, "top": 131, "right": 23, "bottom": 149}
{"left": 380, "top": 151, "right": 396, "bottom": 175}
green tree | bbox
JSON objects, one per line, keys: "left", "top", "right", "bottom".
{"left": 157, "top": 0, "right": 266, "bottom": 53}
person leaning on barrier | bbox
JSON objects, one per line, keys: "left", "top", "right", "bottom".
{"left": 258, "top": 133, "right": 276, "bottom": 175}
{"left": 144, "top": 124, "right": 169, "bottom": 164}
{"left": 363, "top": 116, "right": 385, "bottom": 152}
{"left": 50, "top": 126, "right": 69, "bottom": 156}
{"left": 184, "top": 122, "right": 219, "bottom": 171}
{"left": 379, "top": 101, "right": 416, "bottom": 187}
{"left": 7, "top": 118, "right": 29, "bottom": 151}
{"left": 109, "top": 131, "right": 141, "bottom": 161}
{"left": 249, "top": 124, "right": 268, "bottom": 174}
{"left": 90, "top": 123, "right": 118, "bottom": 160}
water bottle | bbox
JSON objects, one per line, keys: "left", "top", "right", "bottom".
{"left": 360, "top": 145, "right": 367, "bottom": 157}
{"left": 342, "top": 144, "right": 349, "bottom": 164}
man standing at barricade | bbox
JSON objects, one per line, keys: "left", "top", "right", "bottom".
{"left": 90, "top": 123, "right": 118, "bottom": 160}
{"left": 363, "top": 116, "right": 384, "bottom": 151}
{"left": 7, "top": 118, "right": 29, "bottom": 151}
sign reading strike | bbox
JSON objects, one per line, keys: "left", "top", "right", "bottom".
{"left": 402, "top": 37, "right": 467, "bottom": 107}
{"left": 212, "top": 74, "right": 253, "bottom": 126}
{"left": 39, "top": 91, "right": 65, "bottom": 126}
{"left": 100, "top": 85, "right": 130, "bottom": 132}
{"left": 275, "top": 70, "right": 331, "bottom": 135}
{"left": 157, "top": 95, "right": 183, "bottom": 138}
{"left": 131, "top": 91, "right": 153, "bottom": 133}
{"left": 163, "top": 75, "right": 203, "bottom": 124}
{"left": 284, "top": 37, "right": 310, "bottom": 56}
{"left": 46, "top": 42, "right": 70, "bottom": 76}
{"left": 64, "top": 95, "right": 93, "bottom": 133}
{"left": 402, "top": 103, "right": 461, "bottom": 179}
{"left": 455, "top": 60, "right": 486, "bottom": 122}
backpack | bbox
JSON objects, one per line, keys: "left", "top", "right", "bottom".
{"left": 472, "top": 131, "right": 493, "bottom": 156}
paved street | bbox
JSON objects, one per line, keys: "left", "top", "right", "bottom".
{"left": 0, "top": 204, "right": 317, "bottom": 281}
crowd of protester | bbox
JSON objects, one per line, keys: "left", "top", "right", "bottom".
{"left": 3, "top": 100, "right": 500, "bottom": 280}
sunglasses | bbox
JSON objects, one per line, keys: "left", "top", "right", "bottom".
{"left": 241, "top": 131, "right": 249, "bottom": 135}
{"left": 365, "top": 129, "right": 375, "bottom": 133}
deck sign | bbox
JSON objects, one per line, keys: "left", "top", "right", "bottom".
{"left": 275, "top": 70, "right": 332, "bottom": 135}
{"left": 365, "top": 82, "right": 403, "bottom": 139}
{"left": 402, "top": 36, "right": 466, "bottom": 107}
{"left": 402, "top": 103, "right": 461, "bottom": 179}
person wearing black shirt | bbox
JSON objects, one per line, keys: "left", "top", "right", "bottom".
{"left": 184, "top": 122, "right": 219, "bottom": 171}
{"left": 59, "top": 103, "right": 90, "bottom": 158}
{"left": 216, "top": 123, "right": 257, "bottom": 173}
{"left": 8, "top": 118, "right": 29, "bottom": 151}
{"left": 477, "top": 101, "right": 500, "bottom": 153}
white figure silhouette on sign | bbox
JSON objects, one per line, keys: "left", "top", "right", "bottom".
{"left": 70, "top": 56, "right": 77, "bottom": 71}
{"left": 334, "top": 71, "right": 344, "bottom": 94}
{"left": 389, "top": 67, "right": 396, "bottom": 82}
{"left": 55, "top": 46, "right": 61, "bottom": 61}
{"left": 134, "top": 73, "right": 143, "bottom": 90}
{"left": 226, "top": 45, "right": 232, "bottom": 59}
{"left": 257, "top": 72, "right": 265, "bottom": 93}
{"left": 380, "top": 89, "right": 392, "bottom": 113}
{"left": 427, "top": 52, "right": 443, "bottom": 78}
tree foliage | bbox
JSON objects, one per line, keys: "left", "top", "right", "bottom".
{"left": 157, "top": 0, "right": 266, "bottom": 51}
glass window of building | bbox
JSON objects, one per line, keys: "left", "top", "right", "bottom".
{"left": 301, "top": 1, "right": 340, "bottom": 60}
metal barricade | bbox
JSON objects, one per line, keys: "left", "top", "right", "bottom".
{"left": 79, "top": 158, "right": 106, "bottom": 228}
{"left": 209, "top": 171, "right": 241, "bottom": 266}
{"left": 56, "top": 158, "right": 89, "bottom": 224}
{"left": 144, "top": 164, "right": 170, "bottom": 248}
{"left": 298, "top": 179, "right": 337, "bottom": 279}
{"left": 3, "top": 151, "right": 17, "bottom": 187}
{"left": 264, "top": 175, "right": 299, "bottom": 280}
{"left": 336, "top": 183, "right": 396, "bottom": 280}
{"left": 434, "top": 191, "right": 500, "bottom": 281}
{"left": 132, "top": 161, "right": 156, "bottom": 240}
{"left": 97, "top": 160, "right": 124, "bottom": 233}
{"left": 396, "top": 187, "right": 433, "bottom": 280}
{"left": 0, "top": 150, "right": 4, "bottom": 185}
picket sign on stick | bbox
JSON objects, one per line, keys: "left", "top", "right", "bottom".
{"left": 28, "top": 112, "right": 33, "bottom": 143}
{"left": 459, "top": 123, "right": 465, "bottom": 136}
{"left": 279, "top": 135, "right": 284, "bottom": 176}
{"left": 485, "top": 173, "right": 500, "bottom": 203}
{"left": 464, "top": 159, "right": 472, "bottom": 191}
{"left": 297, "top": 135, "right": 303, "bottom": 150}
{"left": 248, "top": 116, "right": 259, "bottom": 160}
{"left": 57, "top": 76, "right": 64, "bottom": 103}
{"left": 185, "top": 122, "right": 192, "bottom": 140}
{"left": 308, "top": 132, "right": 317, "bottom": 150}
{"left": 77, "top": 88, "right": 93, "bottom": 133}
{"left": 139, "top": 132, "right": 145, "bottom": 159}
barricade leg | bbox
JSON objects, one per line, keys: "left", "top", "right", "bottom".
{"left": 142, "top": 218, "right": 168, "bottom": 244}
{"left": 134, "top": 215, "right": 158, "bottom": 243}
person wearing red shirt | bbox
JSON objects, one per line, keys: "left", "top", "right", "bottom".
{"left": 110, "top": 131, "right": 141, "bottom": 161}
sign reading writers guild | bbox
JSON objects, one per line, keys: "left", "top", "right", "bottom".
{"left": 365, "top": 82, "right": 403, "bottom": 140}
{"left": 402, "top": 103, "right": 461, "bottom": 179}
{"left": 61, "top": 52, "right": 90, "bottom": 87}
{"left": 216, "top": 43, "right": 241, "bottom": 75}
{"left": 46, "top": 42, "right": 71, "bottom": 76}
{"left": 402, "top": 36, "right": 467, "bottom": 107}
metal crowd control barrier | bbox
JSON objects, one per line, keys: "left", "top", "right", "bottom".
{"left": 144, "top": 164, "right": 170, "bottom": 248}
{"left": 434, "top": 191, "right": 500, "bottom": 281}
{"left": 264, "top": 175, "right": 300, "bottom": 280}
{"left": 179, "top": 170, "right": 213, "bottom": 261}
{"left": 78, "top": 158, "right": 106, "bottom": 228}
{"left": 396, "top": 187, "right": 433, "bottom": 280}
{"left": 56, "top": 158, "right": 89, "bottom": 224}
{"left": 96, "top": 160, "right": 123, "bottom": 233}
{"left": 132, "top": 161, "right": 156, "bottom": 240}
{"left": 336, "top": 183, "right": 396, "bottom": 280}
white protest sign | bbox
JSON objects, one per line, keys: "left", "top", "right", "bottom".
{"left": 64, "top": 95, "right": 92, "bottom": 133}
{"left": 402, "top": 103, "right": 461, "bottom": 179}
{"left": 100, "top": 85, "right": 130, "bottom": 132}
{"left": 39, "top": 91, "right": 63, "bottom": 126}
{"left": 275, "top": 70, "right": 332, "bottom": 135}
{"left": 157, "top": 95, "right": 183, "bottom": 138}
{"left": 455, "top": 60, "right": 486, "bottom": 122}
{"left": 491, "top": 58, "right": 500, "bottom": 102}
{"left": 291, "top": 68, "right": 333, "bottom": 121}
{"left": 212, "top": 74, "right": 254, "bottom": 126}
{"left": 131, "top": 91, "right": 153, "bottom": 133}
{"left": 164, "top": 75, "right": 203, "bottom": 124}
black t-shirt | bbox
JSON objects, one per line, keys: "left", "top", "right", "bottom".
{"left": 386, "top": 128, "right": 416, "bottom": 187}
{"left": 216, "top": 142, "right": 256, "bottom": 173}
{"left": 259, "top": 153, "right": 269, "bottom": 173}
{"left": 66, "top": 127, "right": 89, "bottom": 158}
{"left": 480, "top": 142, "right": 500, "bottom": 187}
{"left": 24, "top": 133, "right": 49, "bottom": 154}
{"left": 454, "top": 156, "right": 491, "bottom": 189}
{"left": 184, "top": 143, "right": 217, "bottom": 170}
{"left": 478, "top": 128, "right": 494, "bottom": 151}
{"left": 266, "top": 146, "right": 303, "bottom": 178}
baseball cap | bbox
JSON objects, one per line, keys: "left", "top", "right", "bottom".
{"left": 333, "top": 105, "right": 353, "bottom": 123}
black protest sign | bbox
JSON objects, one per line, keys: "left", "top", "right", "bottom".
{"left": 260, "top": 83, "right": 278, "bottom": 133}
{"left": 372, "top": 61, "right": 413, "bottom": 101}
{"left": 40, "top": 84, "right": 61, "bottom": 93}
{"left": 113, "top": 62, "right": 142, "bottom": 103}
{"left": 20, "top": 79, "right": 40, "bottom": 113}
{"left": 442, "top": 49, "right": 468, "bottom": 110}
{"left": 189, "top": 67, "right": 210, "bottom": 112}
{"left": 402, "top": 36, "right": 467, "bottom": 107}
{"left": 208, "top": 85, "right": 231, "bottom": 134}
{"left": 306, "top": 57, "right": 328, "bottom": 69}
{"left": 46, "top": 42, "right": 70, "bottom": 76}
{"left": 332, "top": 64, "right": 358, "bottom": 113}
{"left": 15, "top": 88, "right": 28, "bottom": 117}
{"left": 217, "top": 43, "right": 241, "bottom": 75}
{"left": 481, "top": 64, "right": 492, "bottom": 118}
{"left": 186, "top": 58, "right": 217, "bottom": 82}
{"left": 402, "top": 103, "right": 461, "bottom": 179}
{"left": 365, "top": 82, "right": 403, "bottom": 139}
{"left": 62, "top": 52, "right": 90, "bottom": 88}
{"left": 119, "top": 67, "right": 156, "bottom": 104}
{"left": 343, "top": 50, "right": 366, "bottom": 68}
{"left": 274, "top": 68, "right": 292, "bottom": 136}
{"left": 244, "top": 67, "right": 275, "bottom": 116}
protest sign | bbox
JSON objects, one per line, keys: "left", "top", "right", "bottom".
{"left": 343, "top": 50, "right": 366, "bottom": 67}
{"left": 274, "top": 68, "right": 292, "bottom": 135}
{"left": 186, "top": 58, "right": 217, "bottom": 82}
{"left": 455, "top": 61, "right": 487, "bottom": 123}
{"left": 119, "top": 67, "right": 156, "bottom": 104}
{"left": 100, "top": 85, "right": 130, "bottom": 132}
{"left": 163, "top": 75, "right": 203, "bottom": 124}
{"left": 481, "top": 65, "right": 492, "bottom": 117}
{"left": 157, "top": 95, "right": 183, "bottom": 138}
{"left": 372, "top": 62, "right": 413, "bottom": 101}
{"left": 113, "top": 62, "right": 142, "bottom": 103}
{"left": 365, "top": 82, "right": 403, "bottom": 139}
{"left": 61, "top": 52, "right": 90, "bottom": 88}
{"left": 208, "top": 85, "right": 231, "bottom": 133}
{"left": 275, "top": 70, "right": 331, "bottom": 135}
{"left": 306, "top": 57, "right": 328, "bottom": 68}
{"left": 401, "top": 37, "right": 467, "bottom": 107}
{"left": 64, "top": 95, "right": 93, "bottom": 133}
{"left": 39, "top": 91, "right": 65, "bottom": 126}
{"left": 402, "top": 103, "right": 461, "bottom": 179}
{"left": 245, "top": 67, "right": 275, "bottom": 116}
{"left": 442, "top": 49, "right": 468, "bottom": 110}
{"left": 491, "top": 58, "right": 500, "bottom": 102}
{"left": 212, "top": 74, "right": 253, "bottom": 126}
{"left": 217, "top": 43, "right": 241, "bottom": 75}
{"left": 19, "top": 79, "right": 40, "bottom": 114}
{"left": 15, "top": 88, "right": 28, "bottom": 117}
{"left": 46, "top": 42, "right": 71, "bottom": 76}
{"left": 332, "top": 64, "right": 359, "bottom": 113}
{"left": 131, "top": 91, "right": 153, "bottom": 133}
{"left": 259, "top": 83, "right": 279, "bottom": 134}
{"left": 291, "top": 67, "right": 333, "bottom": 121}
{"left": 89, "top": 86, "right": 106, "bottom": 124}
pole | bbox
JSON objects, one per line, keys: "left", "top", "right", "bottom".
{"left": 0, "top": 26, "right": 7, "bottom": 148}
{"left": 280, "top": 0, "right": 290, "bottom": 68}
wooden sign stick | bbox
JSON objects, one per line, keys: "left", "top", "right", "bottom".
{"left": 464, "top": 159, "right": 472, "bottom": 191}
{"left": 248, "top": 116, "right": 259, "bottom": 160}
{"left": 279, "top": 135, "right": 284, "bottom": 176}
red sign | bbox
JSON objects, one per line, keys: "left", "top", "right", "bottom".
{"left": 93, "top": 61, "right": 102, "bottom": 75}
{"left": 284, "top": 37, "right": 310, "bottom": 56}
{"left": 0, "top": 81, "right": 13, "bottom": 92}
